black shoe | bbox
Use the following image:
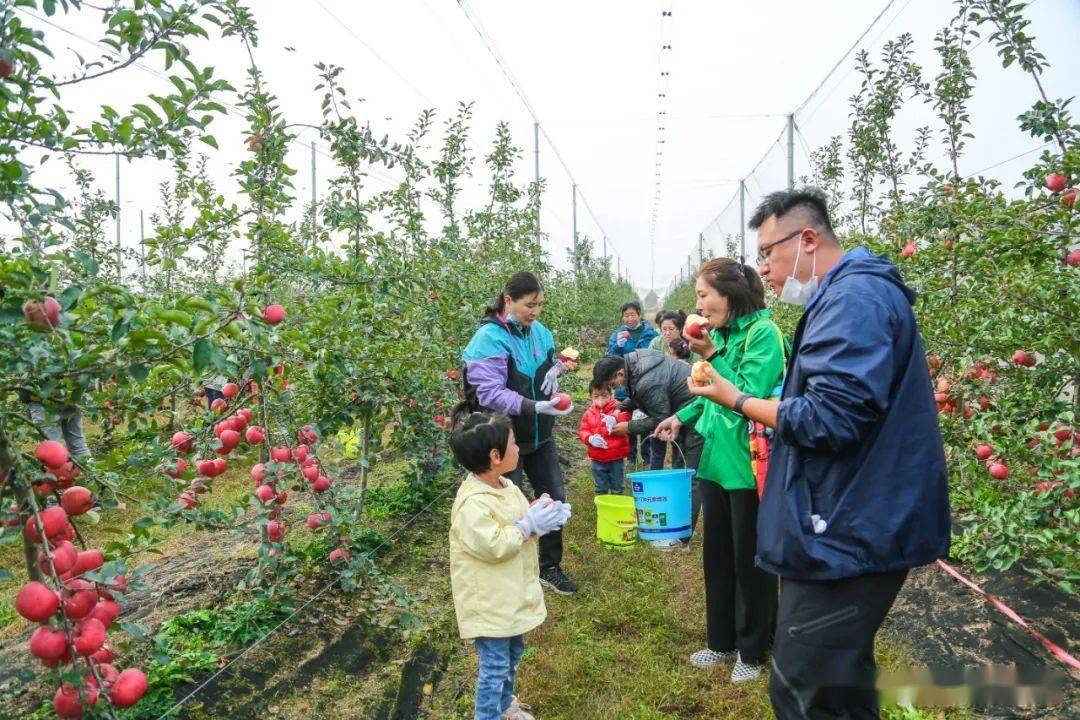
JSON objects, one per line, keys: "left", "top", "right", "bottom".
{"left": 539, "top": 565, "right": 579, "bottom": 595}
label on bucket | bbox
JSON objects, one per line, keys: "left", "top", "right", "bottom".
{"left": 632, "top": 481, "right": 643, "bottom": 493}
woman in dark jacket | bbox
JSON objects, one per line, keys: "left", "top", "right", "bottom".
{"left": 462, "top": 271, "right": 579, "bottom": 595}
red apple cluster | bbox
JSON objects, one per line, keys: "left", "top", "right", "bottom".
{"left": 16, "top": 443, "right": 147, "bottom": 717}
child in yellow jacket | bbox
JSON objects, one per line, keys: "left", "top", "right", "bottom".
{"left": 449, "top": 409, "right": 572, "bottom": 720}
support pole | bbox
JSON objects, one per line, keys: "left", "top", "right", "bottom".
{"left": 739, "top": 179, "right": 746, "bottom": 264}
{"left": 311, "top": 141, "right": 317, "bottom": 248}
{"left": 571, "top": 183, "right": 578, "bottom": 280}
{"left": 534, "top": 122, "right": 541, "bottom": 244}
{"left": 787, "top": 113, "right": 795, "bottom": 190}
{"left": 114, "top": 154, "right": 121, "bottom": 282}
{"left": 139, "top": 209, "right": 147, "bottom": 285}
{"left": 699, "top": 233, "right": 704, "bottom": 263}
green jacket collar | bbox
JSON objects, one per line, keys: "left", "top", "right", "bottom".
{"left": 722, "top": 308, "right": 771, "bottom": 333}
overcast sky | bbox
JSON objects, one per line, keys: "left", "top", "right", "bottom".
{"left": 7, "top": 0, "right": 1079, "bottom": 297}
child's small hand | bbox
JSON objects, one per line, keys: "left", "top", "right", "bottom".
{"left": 587, "top": 433, "right": 608, "bottom": 449}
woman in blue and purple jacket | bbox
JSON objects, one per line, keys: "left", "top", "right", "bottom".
{"left": 462, "top": 271, "right": 580, "bottom": 596}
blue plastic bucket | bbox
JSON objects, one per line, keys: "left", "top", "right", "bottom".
{"left": 629, "top": 468, "right": 694, "bottom": 541}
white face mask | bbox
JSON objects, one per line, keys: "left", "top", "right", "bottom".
{"left": 778, "top": 240, "right": 818, "bottom": 306}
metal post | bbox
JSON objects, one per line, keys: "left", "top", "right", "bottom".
{"left": 114, "top": 154, "right": 121, "bottom": 282}
{"left": 139, "top": 209, "right": 147, "bottom": 285}
{"left": 571, "top": 182, "right": 578, "bottom": 279}
{"left": 739, "top": 179, "right": 746, "bottom": 263}
{"left": 534, "top": 122, "right": 541, "bottom": 244}
{"left": 699, "top": 233, "right": 704, "bottom": 263}
{"left": 787, "top": 113, "right": 795, "bottom": 190}
{"left": 311, "top": 141, "right": 317, "bottom": 247}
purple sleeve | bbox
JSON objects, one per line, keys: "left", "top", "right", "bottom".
{"left": 465, "top": 355, "right": 534, "bottom": 416}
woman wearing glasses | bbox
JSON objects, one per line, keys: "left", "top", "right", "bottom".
{"left": 654, "top": 258, "right": 786, "bottom": 683}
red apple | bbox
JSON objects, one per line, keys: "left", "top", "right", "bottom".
{"left": 212, "top": 458, "right": 227, "bottom": 476}
{"left": 329, "top": 547, "right": 350, "bottom": 564}
{"left": 72, "top": 617, "right": 106, "bottom": 656}
{"left": 29, "top": 625, "right": 68, "bottom": 660}
{"left": 178, "top": 492, "right": 197, "bottom": 510}
{"left": 91, "top": 645, "right": 114, "bottom": 664}
{"left": 218, "top": 429, "right": 241, "bottom": 451}
{"left": 35, "top": 440, "right": 69, "bottom": 469}
{"left": 306, "top": 513, "right": 331, "bottom": 530}
{"left": 976, "top": 444, "right": 993, "bottom": 461}
{"left": 1062, "top": 188, "right": 1078, "bottom": 208}
{"left": 251, "top": 463, "right": 269, "bottom": 485}
{"left": 88, "top": 599, "right": 120, "bottom": 629}
{"left": 210, "top": 397, "right": 228, "bottom": 413}
{"left": 311, "top": 475, "right": 331, "bottom": 493}
{"left": 302, "top": 464, "right": 320, "bottom": 482}
{"left": 24, "top": 506, "right": 68, "bottom": 543}
{"left": 255, "top": 484, "right": 276, "bottom": 504}
{"left": 222, "top": 382, "right": 239, "bottom": 399}
{"left": 164, "top": 458, "right": 187, "bottom": 479}
{"left": 1011, "top": 349, "right": 1031, "bottom": 366}
{"left": 109, "top": 668, "right": 148, "bottom": 709}
{"left": 1046, "top": 172, "right": 1067, "bottom": 193}
{"left": 262, "top": 305, "right": 285, "bottom": 325}
{"left": 0, "top": 56, "right": 13, "bottom": 79}
{"left": 270, "top": 446, "right": 292, "bottom": 463}
{"left": 266, "top": 520, "right": 285, "bottom": 542}
{"left": 294, "top": 444, "right": 311, "bottom": 462}
{"left": 196, "top": 459, "right": 217, "bottom": 477}
{"left": 15, "top": 580, "right": 60, "bottom": 622}
{"left": 171, "top": 432, "right": 194, "bottom": 452}
{"left": 245, "top": 426, "right": 265, "bottom": 444}
{"left": 54, "top": 682, "right": 93, "bottom": 718}
{"left": 988, "top": 462, "right": 1009, "bottom": 480}
{"left": 901, "top": 242, "right": 916, "bottom": 258}
{"left": 247, "top": 133, "right": 263, "bottom": 150}
{"left": 60, "top": 487, "right": 93, "bottom": 516}
{"left": 71, "top": 548, "right": 104, "bottom": 576}
{"left": 42, "top": 540, "right": 78, "bottom": 576}
{"left": 552, "top": 392, "right": 572, "bottom": 411}
{"left": 297, "top": 425, "right": 317, "bottom": 445}
{"left": 1068, "top": 248, "right": 1080, "bottom": 267}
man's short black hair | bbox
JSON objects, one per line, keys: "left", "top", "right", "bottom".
{"left": 620, "top": 301, "right": 642, "bottom": 315}
{"left": 449, "top": 407, "right": 512, "bottom": 473}
{"left": 748, "top": 187, "right": 835, "bottom": 237}
{"left": 593, "top": 355, "right": 625, "bottom": 385}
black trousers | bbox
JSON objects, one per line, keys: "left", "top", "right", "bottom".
{"left": 770, "top": 569, "right": 908, "bottom": 720}
{"left": 700, "top": 481, "right": 776, "bottom": 664}
{"left": 506, "top": 439, "right": 564, "bottom": 569}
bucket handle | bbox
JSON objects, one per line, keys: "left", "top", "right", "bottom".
{"left": 665, "top": 438, "right": 687, "bottom": 467}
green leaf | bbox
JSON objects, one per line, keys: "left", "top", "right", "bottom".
{"left": 200, "top": 134, "right": 219, "bottom": 150}
{"left": 193, "top": 339, "right": 212, "bottom": 372}
{"left": 59, "top": 285, "right": 82, "bottom": 310}
{"left": 128, "top": 363, "right": 149, "bottom": 382}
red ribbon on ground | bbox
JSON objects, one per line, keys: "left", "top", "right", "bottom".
{"left": 935, "top": 559, "right": 1080, "bottom": 672}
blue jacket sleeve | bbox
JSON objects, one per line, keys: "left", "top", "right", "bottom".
{"left": 776, "top": 291, "right": 896, "bottom": 453}
{"left": 606, "top": 330, "right": 621, "bottom": 356}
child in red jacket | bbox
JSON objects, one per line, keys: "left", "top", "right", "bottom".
{"left": 578, "top": 380, "right": 632, "bottom": 494}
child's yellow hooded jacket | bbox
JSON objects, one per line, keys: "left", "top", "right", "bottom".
{"left": 449, "top": 474, "right": 546, "bottom": 640}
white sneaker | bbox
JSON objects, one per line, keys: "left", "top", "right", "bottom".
{"left": 689, "top": 648, "right": 736, "bottom": 668}
{"left": 502, "top": 696, "right": 535, "bottom": 720}
{"left": 730, "top": 652, "right": 764, "bottom": 683}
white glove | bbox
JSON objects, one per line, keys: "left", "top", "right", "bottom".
{"left": 535, "top": 399, "right": 573, "bottom": 417}
{"left": 810, "top": 514, "right": 828, "bottom": 534}
{"left": 516, "top": 500, "right": 563, "bottom": 538}
{"left": 540, "top": 361, "right": 565, "bottom": 395}
{"left": 616, "top": 336, "right": 628, "bottom": 348}
{"left": 588, "top": 434, "right": 608, "bottom": 449}
{"left": 551, "top": 500, "right": 572, "bottom": 526}
{"left": 601, "top": 414, "right": 617, "bottom": 433}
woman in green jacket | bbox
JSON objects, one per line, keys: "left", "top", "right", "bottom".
{"left": 654, "top": 258, "right": 786, "bottom": 683}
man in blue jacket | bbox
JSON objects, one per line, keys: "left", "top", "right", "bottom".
{"left": 687, "top": 189, "right": 950, "bottom": 719}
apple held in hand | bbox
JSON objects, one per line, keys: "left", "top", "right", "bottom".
{"left": 690, "top": 361, "right": 711, "bottom": 385}
{"left": 685, "top": 314, "right": 708, "bottom": 339}
{"left": 552, "top": 392, "right": 572, "bottom": 411}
